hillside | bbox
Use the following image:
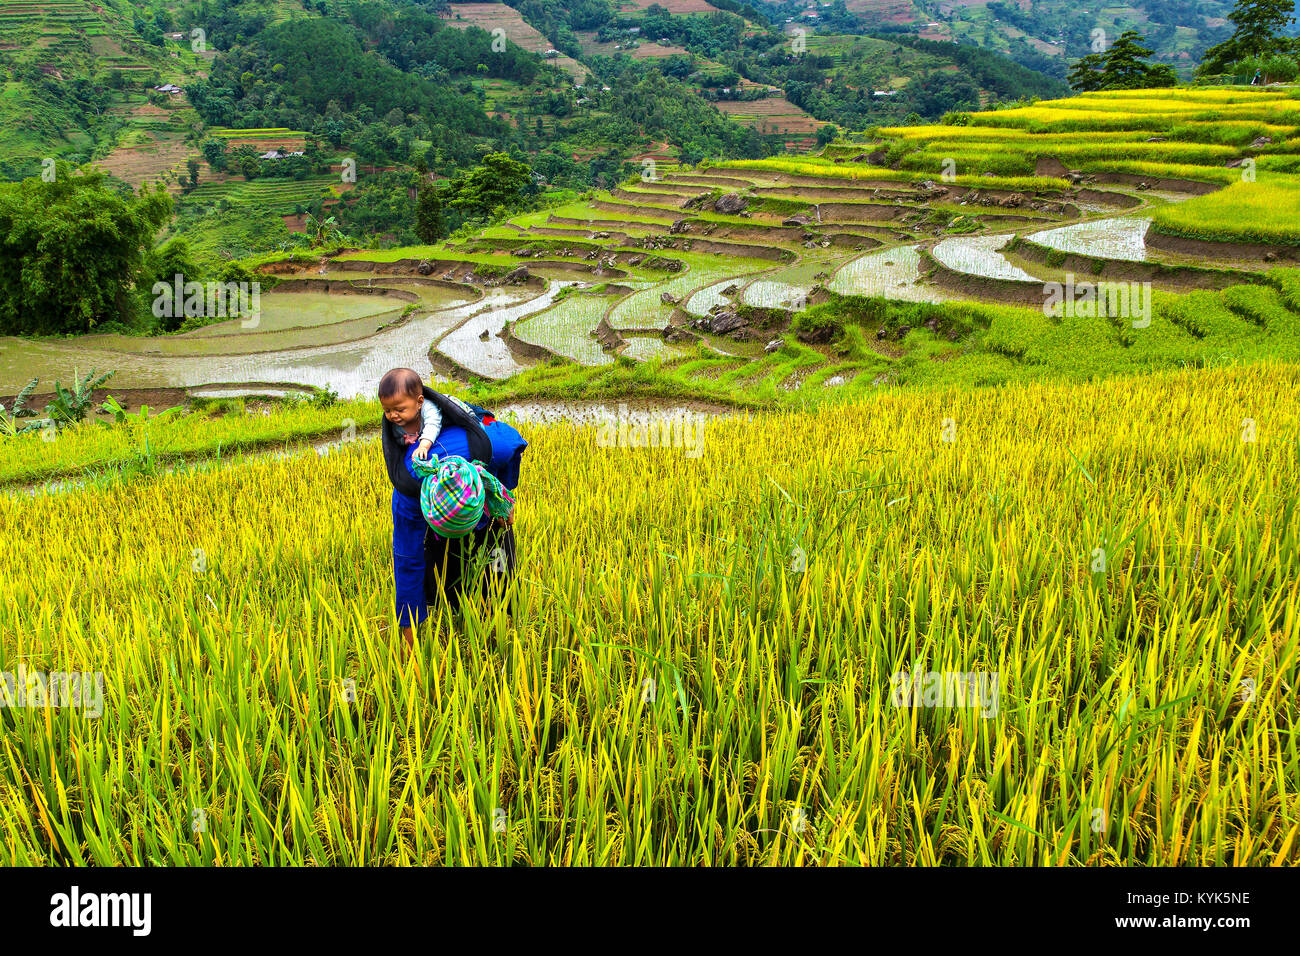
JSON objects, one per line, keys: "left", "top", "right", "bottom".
{"left": 830, "top": 0, "right": 1249, "bottom": 78}
{"left": 0, "top": 0, "right": 212, "bottom": 179}
{"left": 6, "top": 84, "right": 1300, "bottom": 408}
{"left": 0, "top": 0, "right": 1077, "bottom": 264}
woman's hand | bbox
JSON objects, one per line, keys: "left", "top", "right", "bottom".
{"left": 494, "top": 512, "right": 515, "bottom": 529}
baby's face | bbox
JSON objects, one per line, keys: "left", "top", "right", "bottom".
{"left": 380, "top": 391, "right": 422, "bottom": 429}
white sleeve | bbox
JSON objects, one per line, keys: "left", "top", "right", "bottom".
{"left": 418, "top": 398, "right": 443, "bottom": 444}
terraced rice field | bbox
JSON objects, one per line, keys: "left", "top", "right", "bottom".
{"left": 7, "top": 84, "right": 1300, "bottom": 876}
{"left": 186, "top": 177, "right": 338, "bottom": 214}
{"left": 714, "top": 97, "right": 826, "bottom": 149}
{"left": 618, "top": 335, "right": 695, "bottom": 363}
{"left": 438, "top": 3, "right": 589, "bottom": 83}
{"left": 684, "top": 276, "right": 755, "bottom": 316}
{"left": 932, "top": 235, "right": 1038, "bottom": 282}
{"left": 191, "top": 291, "right": 416, "bottom": 337}
{"left": 14, "top": 87, "right": 1295, "bottom": 400}
{"left": 1026, "top": 218, "right": 1154, "bottom": 262}
{"left": 512, "top": 292, "right": 616, "bottom": 367}
{"left": 436, "top": 281, "right": 574, "bottom": 380}
{"left": 1151, "top": 181, "right": 1300, "bottom": 247}
{"left": 608, "top": 255, "right": 766, "bottom": 330}
{"left": 0, "top": 280, "right": 542, "bottom": 396}
{"left": 209, "top": 128, "right": 310, "bottom": 150}
{"left": 575, "top": 32, "right": 691, "bottom": 59}
{"left": 740, "top": 249, "right": 854, "bottom": 309}
{"left": 618, "top": 0, "right": 721, "bottom": 11}
{"left": 828, "top": 245, "right": 951, "bottom": 303}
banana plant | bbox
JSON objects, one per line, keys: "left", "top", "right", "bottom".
{"left": 303, "top": 214, "right": 346, "bottom": 249}
{"left": 44, "top": 368, "right": 115, "bottom": 428}
{"left": 0, "top": 378, "right": 43, "bottom": 438}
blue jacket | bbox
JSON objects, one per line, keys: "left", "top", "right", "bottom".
{"left": 392, "top": 420, "right": 527, "bottom": 627}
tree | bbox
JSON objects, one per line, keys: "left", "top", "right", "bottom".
{"left": 1067, "top": 53, "right": 1105, "bottom": 92}
{"left": 414, "top": 171, "right": 445, "bottom": 243}
{"left": 200, "top": 137, "right": 225, "bottom": 172}
{"left": 1201, "top": 0, "right": 1297, "bottom": 75}
{"left": 302, "top": 213, "right": 346, "bottom": 248}
{"left": 1099, "top": 32, "right": 1169, "bottom": 89}
{"left": 1068, "top": 31, "right": 1175, "bottom": 91}
{"left": 439, "top": 152, "right": 533, "bottom": 220}
{"left": 1262, "top": 52, "right": 1300, "bottom": 80}
{"left": 142, "top": 237, "right": 207, "bottom": 332}
{"left": 0, "top": 165, "right": 172, "bottom": 335}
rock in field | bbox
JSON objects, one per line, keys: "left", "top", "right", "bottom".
{"left": 708, "top": 311, "right": 747, "bottom": 335}
{"left": 714, "top": 192, "right": 749, "bottom": 214}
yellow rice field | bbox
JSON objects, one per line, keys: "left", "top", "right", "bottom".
{"left": 1, "top": 363, "right": 1297, "bottom": 864}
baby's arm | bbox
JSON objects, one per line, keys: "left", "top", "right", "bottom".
{"left": 418, "top": 398, "right": 443, "bottom": 445}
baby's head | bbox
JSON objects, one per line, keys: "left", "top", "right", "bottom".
{"left": 378, "top": 367, "right": 423, "bottom": 429}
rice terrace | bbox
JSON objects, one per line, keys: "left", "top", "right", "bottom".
{"left": 0, "top": 0, "right": 1297, "bottom": 895}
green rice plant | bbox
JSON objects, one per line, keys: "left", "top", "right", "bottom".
{"left": 1027, "top": 217, "right": 1153, "bottom": 262}
{"left": 608, "top": 253, "right": 767, "bottom": 331}
{"left": 0, "top": 397, "right": 387, "bottom": 487}
{"left": 512, "top": 293, "right": 615, "bottom": 366}
{"left": 1082, "top": 161, "right": 1244, "bottom": 184}
{"left": 714, "top": 159, "right": 1069, "bottom": 192}
{"left": 828, "top": 245, "right": 953, "bottom": 303}
{"left": 1151, "top": 180, "right": 1300, "bottom": 246}
{"left": 931, "top": 236, "right": 1038, "bottom": 283}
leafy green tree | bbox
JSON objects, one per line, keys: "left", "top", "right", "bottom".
{"left": 0, "top": 165, "right": 172, "bottom": 335}
{"left": 1099, "top": 32, "right": 1172, "bottom": 89}
{"left": 1200, "top": 0, "right": 1297, "bottom": 75}
{"left": 201, "top": 137, "right": 226, "bottom": 171}
{"left": 142, "top": 238, "right": 207, "bottom": 332}
{"left": 1067, "top": 53, "right": 1105, "bottom": 92}
{"left": 415, "top": 178, "right": 446, "bottom": 243}
{"left": 439, "top": 152, "right": 533, "bottom": 220}
{"left": 1262, "top": 52, "right": 1300, "bottom": 80}
{"left": 1069, "top": 32, "right": 1174, "bottom": 91}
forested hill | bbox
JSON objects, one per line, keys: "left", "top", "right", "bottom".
{"left": 1, "top": 0, "right": 1071, "bottom": 176}
{"left": 793, "top": 1, "right": 1251, "bottom": 79}
{"left": 0, "top": 0, "right": 1071, "bottom": 257}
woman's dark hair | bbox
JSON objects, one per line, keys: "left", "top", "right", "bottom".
{"left": 378, "top": 367, "right": 422, "bottom": 400}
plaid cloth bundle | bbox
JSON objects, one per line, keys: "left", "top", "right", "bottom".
{"left": 412, "top": 454, "right": 515, "bottom": 538}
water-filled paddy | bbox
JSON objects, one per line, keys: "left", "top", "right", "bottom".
{"left": 1027, "top": 217, "right": 1154, "bottom": 261}
{"left": 512, "top": 292, "right": 616, "bottom": 367}
{"left": 0, "top": 287, "right": 546, "bottom": 398}
{"left": 436, "top": 281, "right": 576, "bottom": 379}
{"left": 829, "top": 245, "right": 956, "bottom": 303}
{"left": 619, "top": 335, "right": 695, "bottom": 363}
{"left": 931, "top": 234, "right": 1039, "bottom": 282}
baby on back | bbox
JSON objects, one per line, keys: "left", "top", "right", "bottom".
{"left": 377, "top": 367, "right": 442, "bottom": 461}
